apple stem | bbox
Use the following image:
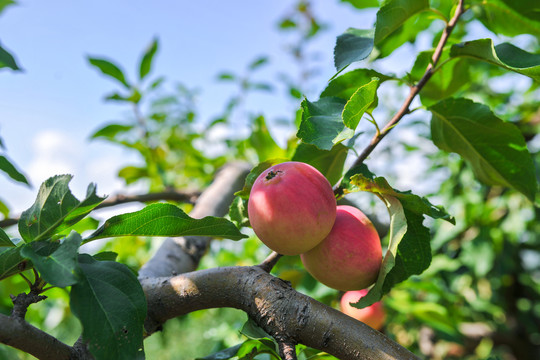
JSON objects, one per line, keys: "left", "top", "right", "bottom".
{"left": 258, "top": 251, "right": 283, "bottom": 273}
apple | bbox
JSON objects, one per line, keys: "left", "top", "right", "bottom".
{"left": 247, "top": 161, "right": 336, "bottom": 255}
{"left": 300, "top": 205, "right": 381, "bottom": 291}
{"left": 340, "top": 289, "right": 386, "bottom": 330}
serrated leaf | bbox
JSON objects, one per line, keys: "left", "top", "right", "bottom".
{"left": 0, "top": 227, "right": 13, "bottom": 247}
{"left": 297, "top": 97, "right": 353, "bottom": 151}
{"left": 18, "top": 175, "right": 107, "bottom": 242}
{"left": 474, "top": 0, "right": 540, "bottom": 39}
{"left": 0, "top": 43, "right": 20, "bottom": 71}
{"left": 292, "top": 143, "right": 348, "bottom": 186}
{"left": 249, "top": 116, "right": 286, "bottom": 161}
{"left": 429, "top": 98, "right": 537, "bottom": 201}
{"left": 139, "top": 37, "right": 159, "bottom": 80}
{"left": 235, "top": 159, "right": 288, "bottom": 198}
{"left": 342, "top": 164, "right": 454, "bottom": 223}
{"left": 354, "top": 195, "right": 407, "bottom": 308}
{"left": 450, "top": 39, "right": 540, "bottom": 82}
{"left": 86, "top": 203, "right": 247, "bottom": 242}
{"left": 342, "top": 78, "right": 380, "bottom": 129}
{"left": 90, "top": 123, "right": 134, "bottom": 140}
{"left": 374, "top": 0, "right": 429, "bottom": 44}
{"left": 228, "top": 196, "right": 250, "bottom": 228}
{"left": 334, "top": 28, "right": 374, "bottom": 73}
{"left": 321, "top": 69, "right": 393, "bottom": 100}
{"left": 88, "top": 57, "right": 130, "bottom": 88}
{"left": 0, "top": 155, "right": 29, "bottom": 186}
{"left": 70, "top": 254, "right": 146, "bottom": 360}
{"left": 20, "top": 232, "right": 82, "bottom": 287}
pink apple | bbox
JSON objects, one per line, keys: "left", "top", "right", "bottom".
{"left": 340, "top": 289, "right": 386, "bottom": 330}
{"left": 300, "top": 205, "right": 382, "bottom": 290}
{"left": 247, "top": 161, "right": 336, "bottom": 255}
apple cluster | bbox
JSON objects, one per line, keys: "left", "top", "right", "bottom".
{"left": 248, "top": 161, "right": 382, "bottom": 291}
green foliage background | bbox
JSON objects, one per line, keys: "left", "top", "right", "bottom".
{"left": 1, "top": 0, "right": 540, "bottom": 359}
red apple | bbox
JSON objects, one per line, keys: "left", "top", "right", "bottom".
{"left": 247, "top": 161, "right": 336, "bottom": 255}
{"left": 300, "top": 205, "right": 381, "bottom": 290}
{"left": 340, "top": 289, "right": 386, "bottom": 330}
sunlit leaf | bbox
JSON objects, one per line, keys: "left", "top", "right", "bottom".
{"left": 473, "top": 0, "right": 540, "bottom": 38}
{"left": 86, "top": 203, "right": 247, "bottom": 242}
{"left": 321, "top": 68, "right": 393, "bottom": 100}
{"left": 249, "top": 116, "right": 286, "bottom": 161}
{"left": 139, "top": 37, "right": 159, "bottom": 80}
{"left": 430, "top": 98, "right": 537, "bottom": 201}
{"left": 340, "top": 0, "right": 379, "bottom": 9}
{"left": 450, "top": 39, "right": 540, "bottom": 81}
{"left": 70, "top": 254, "right": 146, "bottom": 360}
{"left": 342, "top": 77, "right": 380, "bottom": 129}
{"left": 0, "top": 155, "right": 29, "bottom": 186}
{"left": 90, "top": 123, "right": 134, "bottom": 140}
{"left": 228, "top": 196, "right": 250, "bottom": 228}
{"left": 18, "top": 175, "right": 106, "bottom": 242}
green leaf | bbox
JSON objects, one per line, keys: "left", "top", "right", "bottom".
{"left": 500, "top": 0, "right": 540, "bottom": 22}
{"left": 0, "top": 43, "right": 20, "bottom": 71}
{"left": 90, "top": 123, "right": 134, "bottom": 140}
{"left": 0, "top": 0, "right": 16, "bottom": 15}
{"left": 235, "top": 159, "right": 288, "bottom": 198}
{"left": 249, "top": 116, "right": 286, "bottom": 161}
{"left": 429, "top": 98, "right": 538, "bottom": 201}
{"left": 0, "top": 241, "right": 58, "bottom": 281}
{"left": 139, "top": 37, "right": 159, "bottom": 80}
{"left": 0, "top": 197, "right": 10, "bottom": 217}
{"left": 473, "top": 0, "right": 540, "bottom": 38}
{"left": 248, "top": 56, "right": 269, "bottom": 70}
{"left": 0, "top": 227, "right": 13, "bottom": 247}
{"left": 321, "top": 68, "right": 393, "bottom": 100}
{"left": 228, "top": 196, "right": 250, "bottom": 228}
{"left": 334, "top": 28, "right": 374, "bottom": 73}
{"left": 292, "top": 143, "right": 348, "bottom": 186}
{"left": 297, "top": 97, "right": 353, "bottom": 151}
{"left": 0, "top": 155, "right": 29, "bottom": 186}
{"left": 70, "top": 254, "right": 146, "bottom": 360}
{"left": 92, "top": 251, "right": 118, "bottom": 262}
{"left": 196, "top": 344, "right": 243, "bottom": 360}
{"left": 340, "top": 0, "right": 379, "bottom": 9}
{"left": 342, "top": 78, "right": 380, "bottom": 129}
{"left": 88, "top": 57, "right": 131, "bottom": 88}
{"left": 20, "top": 232, "right": 82, "bottom": 287}
{"left": 86, "top": 203, "right": 247, "bottom": 242}
{"left": 18, "top": 175, "right": 106, "bottom": 242}
{"left": 450, "top": 39, "right": 540, "bottom": 82}
{"left": 374, "top": 0, "right": 429, "bottom": 44}
{"left": 342, "top": 165, "right": 454, "bottom": 223}
{"left": 354, "top": 195, "right": 408, "bottom": 308}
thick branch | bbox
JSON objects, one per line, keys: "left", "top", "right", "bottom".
{"left": 141, "top": 266, "right": 419, "bottom": 360}
{"left": 0, "top": 189, "right": 200, "bottom": 229}
{"left": 349, "top": 0, "right": 465, "bottom": 169}
{"left": 0, "top": 314, "right": 75, "bottom": 360}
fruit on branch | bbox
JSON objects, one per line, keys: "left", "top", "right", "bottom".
{"left": 300, "top": 205, "right": 381, "bottom": 290}
{"left": 340, "top": 289, "right": 386, "bottom": 330}
{"left": 248, "top": 161, "right": 336, "bottom": 255}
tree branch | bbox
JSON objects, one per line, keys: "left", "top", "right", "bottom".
{"left": 0, "top": 314, "right": 75, "bottom": 360}
{"left": 141, "top": 266, "right": 419, "bottom": 360}
{"left": 349, "top": 0, "right": 465, "bottom": 170}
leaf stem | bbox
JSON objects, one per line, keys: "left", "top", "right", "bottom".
{"left": 347, "top": 0, "right": 465, "bottom": 171}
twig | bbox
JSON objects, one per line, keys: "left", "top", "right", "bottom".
{"left": 10, "top": 292, "right": 47, "bottom": 319}
{"left": 348, "top": 0, "right": 465, "bottom": 170}
{"left": 278, "top": 341, "right": 298, "bottom": 360}
{"left": 258, "top": 251, "right": 283, "bottom": 273}
{"left": 0, "top": 189, "right": 200, "bottom": 228}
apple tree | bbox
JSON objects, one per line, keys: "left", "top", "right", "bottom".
{"left": 1, "top": 0, "right": 539, "bottom": 359}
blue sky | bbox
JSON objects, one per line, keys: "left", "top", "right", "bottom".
{"left": 0, "top": 1, "right": 380, "bottom": 215}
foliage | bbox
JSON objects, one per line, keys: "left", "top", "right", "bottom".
{"left": 1, "top": 0, "right": 540, "bottom": 359}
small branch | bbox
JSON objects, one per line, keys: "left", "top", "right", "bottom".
{"left": 0, "top": 189, "right": 200, "bottom": 229}
{"left": 10, "top": 292, "right": 47, "bottom": 319}
{"left": 348, "top": 0, "right": 465, "bottom": 170}
{"left": 278, "top": 341, "right": 298, "bottom": 360}
{"left": 258, "top": 251, "right": 283, "bottom": 273}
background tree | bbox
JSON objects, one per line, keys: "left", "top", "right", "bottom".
{"left": 1, "top": 0, "right": 539, "bottom": 359}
